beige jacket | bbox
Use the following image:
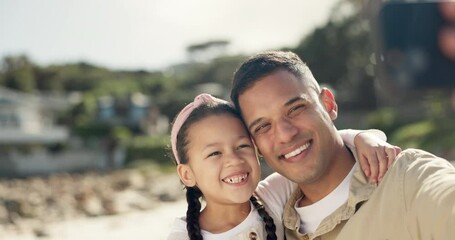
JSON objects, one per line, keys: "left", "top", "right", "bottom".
{"left": 283, "top": 148, "right": 455, "bottom": 240}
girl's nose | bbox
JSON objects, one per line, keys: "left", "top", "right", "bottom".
{"left": 224, "top": 151, "right": 246, "bottom": 167}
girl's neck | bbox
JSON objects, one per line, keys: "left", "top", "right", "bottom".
{"left": 199, "top": 200, "right": 252, "bottom": 234}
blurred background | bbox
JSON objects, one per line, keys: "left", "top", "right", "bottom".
{"left": 0, "top": 0, "right": 454, "bottom": 239}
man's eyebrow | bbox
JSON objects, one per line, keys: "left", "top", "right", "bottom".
{"left": 284, "top": 96, "right": 306, "bottom": 107}
{"left": 248, "top": 117, "right": 264, "bottom": 132}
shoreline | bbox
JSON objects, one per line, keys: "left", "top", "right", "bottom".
{"left": 0, "top": 168, "right": 185, "bottom": 239}
{"left": 1, "top": 199, "right": 187, "bottom": 240}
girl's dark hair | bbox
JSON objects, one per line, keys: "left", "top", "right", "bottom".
{"left": 186, "top": 187, "right": 203, "bottom": 240}
{"left": 172, "top": 102, "right": 277, "bottom": 240}
{"left": 250, "top": 195, "right": 277, "bottom": 240}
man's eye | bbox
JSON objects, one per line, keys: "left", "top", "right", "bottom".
{"left": 288, "top": 104, "right": 305, "bottom": 117}
{"left": 254, "top": 123, "right": 270, "bottom": 134}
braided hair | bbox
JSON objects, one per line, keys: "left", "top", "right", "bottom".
{"left": 173, "top": 103, "right": 240, "bottom": 239}
{"left": 172, "top": 100, "right": 277, "bottom": 239}
{"left": 250, "top": 195, "right": 277, "bottom": 240}
{"left": 186, "top": 187, "right": 203, "bottom": 240}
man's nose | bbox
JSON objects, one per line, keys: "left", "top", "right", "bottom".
{"left": 275, "top": 117, "right": 298, "bottom": 143}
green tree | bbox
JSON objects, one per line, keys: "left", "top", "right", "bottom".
{"left": 292, "top": 0, "right": 377, "bottom": 109}
{"left": 1, "top": 55, "right": 36, "bottom": 92}
{"left": 35, "top": 66, "right": 64, "bottom": 92}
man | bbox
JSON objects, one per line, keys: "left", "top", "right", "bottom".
{"left": 230, "top": 51, "right": 455, "bottom": 240}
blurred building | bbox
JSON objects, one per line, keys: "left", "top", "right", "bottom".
{"left": 0, "top": 87, "right": 125, "bottom": 177}
{"left": 95, "top": 92, "right": 168, "bottom": 135}
{"left": 0, "top": 87, "right": 69, "bottom": 144}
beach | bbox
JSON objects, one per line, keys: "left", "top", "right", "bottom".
{"left": 1, "top": 199, "right": 187, "bottom": 240}
{"left": 0, "top": 168, "right": 186, "bottom": 240}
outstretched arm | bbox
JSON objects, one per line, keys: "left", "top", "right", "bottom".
{"left": 340, "top": 129, "right": 401, "bottom": 183}
{"left": 402, "top": 150, "right": 455, "bottom": 239}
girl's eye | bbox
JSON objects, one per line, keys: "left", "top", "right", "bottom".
{"left": 237, "top": 144, "right": 252, "bottom": 150}
{"left": 207, "top": 151, "right": 221, "bottom": 158}
{"left": 288, "top": 104, "right": 305, "bottom": 117}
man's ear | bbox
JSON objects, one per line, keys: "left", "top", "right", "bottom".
{"left": 320, "top": 88, "right": 338, "bottom": 120}
{"left": 177, "top": 164, "right": 196, "bottom": 187}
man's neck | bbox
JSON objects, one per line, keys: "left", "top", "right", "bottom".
{"left": 298, "top": 145, "right": 356, "bottom": 207}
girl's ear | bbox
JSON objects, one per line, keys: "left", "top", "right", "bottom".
{"left": 320, "top": 88, "right": 338, "bottom": 120}
{"left": 177, "top": 164, "right": 196, "bottom": 187}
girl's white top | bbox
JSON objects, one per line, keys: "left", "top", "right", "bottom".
{"left": 167, "top": 172, "right": 294, "bottom": 240}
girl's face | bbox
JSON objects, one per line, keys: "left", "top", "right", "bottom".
{"left": 179, "top": 114, "right": 261, "bottom": 206}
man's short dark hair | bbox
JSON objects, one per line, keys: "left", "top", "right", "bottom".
{"left": 230, "top": 51, "right": 314, "bottom": 113}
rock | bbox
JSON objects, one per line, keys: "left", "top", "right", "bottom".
{"left": 0, "top": 203, "right": 9, "bottom": 224}
{"left": 114, "top": 190, "right": 154, "bottom": 212}
{"left": 33, "top": 227, "right": 49, "bottom": 238}
{"left": 0, "top": 167, "right": 184, "bottom": 236}
{"left": 158, "top": 192, "right": 176, "bottom": 202}
{"left": 150, "top": 174, "right": 183, "bottom": 202}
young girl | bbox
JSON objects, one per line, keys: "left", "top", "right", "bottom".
{"left": 168, "top": 93, "right": 398, "bottom": 240}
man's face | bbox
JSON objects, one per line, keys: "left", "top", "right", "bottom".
{"left": 238, "top": 70, "right": 339, "bottom": 184}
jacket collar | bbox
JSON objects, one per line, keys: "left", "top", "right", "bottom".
{"left": 282, "top": 146, "right": 377, "bottom": 237}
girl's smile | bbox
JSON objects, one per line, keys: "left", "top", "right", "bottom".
{"left": 183, "top": 114, "right": 261, "bottom": 205}
{"left": 222, "top": 172, "right": 249, "bottom": 185}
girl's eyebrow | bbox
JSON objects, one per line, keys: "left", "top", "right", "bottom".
{"left": 202, "top": 135, "right": 249, "bottom": 150}
{"left": 202, "top": 142, "right": 220, "bottom": 151}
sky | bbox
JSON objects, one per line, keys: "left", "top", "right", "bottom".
{"left": 0, "top": 0, "right": 339, "bottom": 71}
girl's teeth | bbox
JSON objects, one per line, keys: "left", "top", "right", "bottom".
{"left": 284, "top": 143, "right": 310, "bottom": 159}
{"left": 223, "top": 174, "right": 248, "bottom": 183}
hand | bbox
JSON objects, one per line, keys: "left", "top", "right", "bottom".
{"left": 354, "top": 132, "right": 402, "bottom": 183}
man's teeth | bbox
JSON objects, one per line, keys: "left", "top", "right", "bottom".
{"left": 223, "top": 173, "right": 248, "bottom": 183}
{"left": 284, "top": 143, "right": 310, "bottom": 159}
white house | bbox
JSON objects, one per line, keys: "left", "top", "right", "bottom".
{"left": 0, "top": 88, "right": 120, "bottom": 177}
{"left": 0, "top": 87, "right": 69, "bottom": 145}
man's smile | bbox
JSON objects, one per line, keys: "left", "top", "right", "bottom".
{"left": 279, "top": 141, "right": 312, "bottom": 160}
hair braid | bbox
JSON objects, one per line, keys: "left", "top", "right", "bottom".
{"left": 250, "top": 195, "right": 277, "bottom": 240}
{"left": 186, "top": 187, "right": 203, "bottom": 240}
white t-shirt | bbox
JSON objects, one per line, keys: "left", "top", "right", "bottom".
{"left": 295, "top": 162, "right": 358, "bottom": 234}
{"left": 167, "top": 174, "right": 294, "bottom": 240}
{"left": 168, "top": 202, "right": 267, "bottom": 240}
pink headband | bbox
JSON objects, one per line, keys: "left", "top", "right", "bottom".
{"left": 171, "top": 93, "right": 230, "bottom": 164}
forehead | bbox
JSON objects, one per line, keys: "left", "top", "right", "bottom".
{"left": 238, "top": 70, "right": 316, "bottom": 115}
{"left": 186, "top": 114, "right": 248, "bottom": 145}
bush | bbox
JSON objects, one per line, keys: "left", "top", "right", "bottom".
{"left": 390, "top": 121, "right": 435, "bottom": 148}
{"left": 390, "top": 117, "right": 455, "bottom": 156}
{"left": 73, "top": 123, "right": 112, "bottom": 138}
{"left": 125, "top": 135, "right": 172, "bottom": 166}
{"left": 366, "top": 108, "right": 403, "bottom": 136}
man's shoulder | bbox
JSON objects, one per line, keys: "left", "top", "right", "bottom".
{"left": 396, "top": 148, "right": 444, "bottom": 162}
{"left": 399, "top": 148, "right": 433, "bottom": 156}
{"left": 393, "top": 148, "right": 454, "bottom": 174}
